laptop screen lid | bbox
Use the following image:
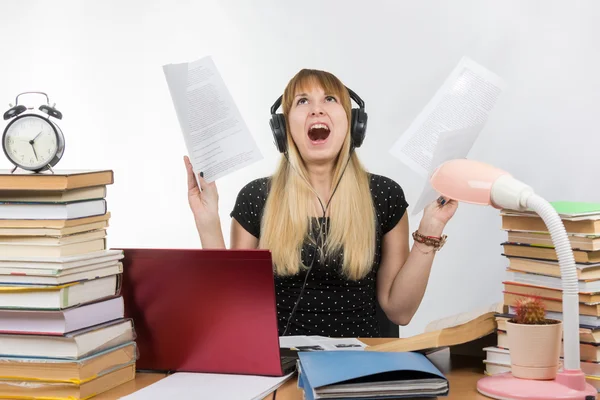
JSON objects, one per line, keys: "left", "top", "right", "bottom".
{"left": 116, "top": 248, "right": 285, "bottom": 376}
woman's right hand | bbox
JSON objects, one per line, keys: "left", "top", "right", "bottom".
{"left": 184, "top": 156, "right": 220, "bottom": 229}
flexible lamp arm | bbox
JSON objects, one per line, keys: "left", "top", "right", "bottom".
{"left": 492, "top": 175, "right": 580, "bottom": 371}
{"left": 520, "top": 194, "right": 580, "bottom": 371}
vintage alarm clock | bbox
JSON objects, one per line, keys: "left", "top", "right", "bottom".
{"left": 2, "top": 92, "right": 65, "bottom": 173}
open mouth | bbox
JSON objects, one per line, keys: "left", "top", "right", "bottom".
{"left": 307, "top": 123, "right": 330, "bottom": 144}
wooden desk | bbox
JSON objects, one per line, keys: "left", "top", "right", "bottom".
{"left": 96, "top": 338, "right": 600, "bottom": 399}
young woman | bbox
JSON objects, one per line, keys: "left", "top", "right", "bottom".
{"left": 183, "top": 69, "right": 458, "bottom": 337}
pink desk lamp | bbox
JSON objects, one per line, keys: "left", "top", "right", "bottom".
{"left": 430, "top": 159, "right": 596, "bottom": 400}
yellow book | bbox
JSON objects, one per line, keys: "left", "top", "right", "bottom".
{"left": 366, "top": 303, "right": 503, "bottom": 353}
{"left": 0, "top": 363, "right": 135, "bottom": 399}
{"left": 0, "top": 170, "right": 113, "bottom": 191}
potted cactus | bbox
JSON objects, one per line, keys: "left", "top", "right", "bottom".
{"left": 506, "top": 295, "right": 563, "bottom": 380}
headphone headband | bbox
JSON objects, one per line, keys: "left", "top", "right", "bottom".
{"left": 270, "top": 96, "right": 282, "bottom": 115}
{"left": 346, "top": 87, "right": 364, "bottom": 109}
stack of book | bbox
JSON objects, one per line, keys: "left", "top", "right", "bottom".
{"left": 0, "top": 169, "right": 136, "bottom": 399}
{"left": 483, "top": 201, "right": 600, "bottom": 390}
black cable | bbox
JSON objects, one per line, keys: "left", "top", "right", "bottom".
{"left": 281, "top": 153, "right": 353, "bottom": 336}
{"left": 281, "top": 213, "right": 323, "bottom": 337}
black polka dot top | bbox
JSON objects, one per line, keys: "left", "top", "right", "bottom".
{"left": 230, "top": 174, "right": 408, "bottom": 338}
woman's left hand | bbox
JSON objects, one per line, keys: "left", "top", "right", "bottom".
{"left": 419, "top": 196, "right": 459, "bottom": 237}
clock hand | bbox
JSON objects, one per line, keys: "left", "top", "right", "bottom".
{"left": 32, "top": 131, "right": 43, "bottom": 143}
{"left": 28, "top": 140, "right": 39, "bottom": 161}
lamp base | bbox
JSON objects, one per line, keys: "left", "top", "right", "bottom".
{"left": 477, "top": 371, "right": 596, "bottom": 400}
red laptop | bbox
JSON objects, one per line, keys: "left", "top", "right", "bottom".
{"left": 115, "top": 248, "right": 296, "bottom": 377}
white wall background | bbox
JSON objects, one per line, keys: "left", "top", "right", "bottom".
{"left": 1, "top": 0, "right": 599, "bottom": 337}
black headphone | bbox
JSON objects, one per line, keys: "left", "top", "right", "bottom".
{"left": 269, "top": 86, "right": 367, "bottom": 154}
{"left": 3, "top": 92, "right": 63, "bottom": 121}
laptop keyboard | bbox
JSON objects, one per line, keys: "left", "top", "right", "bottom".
{"left": 281, "top": 356, "right": 297, "bottom": 364}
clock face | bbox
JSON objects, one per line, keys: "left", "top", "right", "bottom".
{"left": 3, "top": 115, "right": 59, "bottom": 170}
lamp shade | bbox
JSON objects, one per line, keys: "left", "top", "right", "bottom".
{"left": 429, "top": 159, "right": 511, "bottom": 208}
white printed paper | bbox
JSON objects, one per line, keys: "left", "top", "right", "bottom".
{"left": 163, "top": 56, "right": 263, "bottom": 182}
{"left": 411, "top": 124, "right": 484, "bottom": 215}
{"left": 121, "top": 371, "right": 294, "bottom": 400}
{"left": 279, "top": 335, "right": 366, "bottom": 351}
{"left": 390, "top": 56, "right": 505, "bottom": 178}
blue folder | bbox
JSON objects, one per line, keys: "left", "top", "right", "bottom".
{"left": 297, "top": 351, "right": 449, "bottom": 400}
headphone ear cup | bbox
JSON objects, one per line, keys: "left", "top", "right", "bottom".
{"left": 3, "top": 105, "right": 26, "bottom": 120}
{"left": 350, "top": 108, "right": 367, "bottom": 148}
{"left": 269, "top": 113, "right": 287, "bottom": 153}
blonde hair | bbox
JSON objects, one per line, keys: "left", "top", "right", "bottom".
{"left": 259, "top": 69, "right": 376, "bottom": 280}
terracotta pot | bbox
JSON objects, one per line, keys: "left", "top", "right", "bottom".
{"left": 506, "top": 319, "right": 562, "bottom": 380}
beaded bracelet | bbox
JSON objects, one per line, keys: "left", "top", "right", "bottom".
{"left": 412, "top": 230, "right": 447, "bottom": 251}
